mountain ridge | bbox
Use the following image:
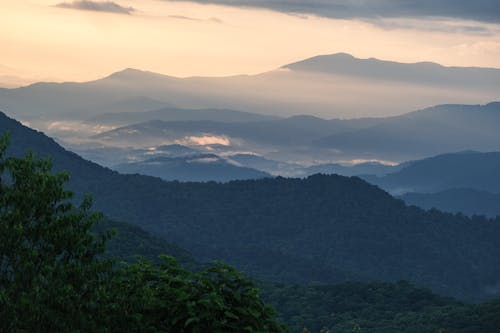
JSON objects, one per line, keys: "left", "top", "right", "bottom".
{"left": 2, "top": 53, "right": 498, "bottom": 121}
{"left": 2, "top": 110, "right": 500, "bottom": 301}
{"left": 367, "top": 150, "right": 500, "bottom": 194}
{"left": 285, "top": 52, "right": 500, "bottom": 71}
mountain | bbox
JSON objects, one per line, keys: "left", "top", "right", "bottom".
{"left": 2, "top": 111, "right": 500, "bottom": 301}
{"left": 66, "top": 144, "right": 202, "bottom": 169}
{"left": 91, "top": 116, "right": 375, "bottom": 148}
{"left": 317, "top": 103, "right": 500, "bottom": 161}
{"left": 154, "top": 144, "right": 199, "bottom": 156}
{"left": 262, "top": 281, "right": 479, "bottom": 333}
{"left": 84, "top": 102, "right": 500, "bottom": 164}
{"left": 87, "top": 106, "right": 280, "bottom": 127}
{"left": 226, "top": 154, "right": 301, "bottom": 176}
{"left": 299, "top": 161, "right": 401, "bottom": 177}
{"left": 1, "top": 54, "right": 498, "bottom": 130}
{"left": 61, "top": 102, "right": 500, "bottom": 167}
{"left": 227, "top": 154, "right": 401, "bottom": 178}
{"left": 286, "top": 53, "right": 500, "bottom": 87}
{"left": 87, "top": 96, "right": 171, "bottom": 117}
{"left": 86, "top": 115, "right": 383, "bottom": 166}
{"left": 367, "top": 150, "right": 500, "bottom": 194}
{"left": 400, "top": 189, "right": 500, "bottom": 218}
{"left": 113, "top": 154, "right": 270, "bottom": 182}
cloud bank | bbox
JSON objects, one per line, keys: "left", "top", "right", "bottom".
{"left": 56, "top": 1, "right": 135, "bottom": 14}
{"left": 171, "top": 0, "right": 500, "bottom": 24}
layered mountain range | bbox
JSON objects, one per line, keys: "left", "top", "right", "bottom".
{"left": 2, "top": 52, "right": 499, "bottom": 121}
{"left": 2, "top": 54, "right": 500, "bottom": 219}
{"left": 2, "top": 111, "right": 500, "bottom": 301}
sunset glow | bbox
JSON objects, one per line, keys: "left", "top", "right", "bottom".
{"left": 2, "top": 0, "right": 500, "bottom": 85}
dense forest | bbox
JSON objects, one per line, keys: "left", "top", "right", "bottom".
{"left": 1, "top": 112, "right": 500, "bottom": 301}
{"left": 262, "top": 282, "right": 500, "bottom": 333}
{"left": 0, "top": 136, "right": 283, "bottom": 332}
{"left": 2, "top": 133, "right": 500, "bottom": 332}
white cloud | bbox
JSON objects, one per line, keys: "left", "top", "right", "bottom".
{"left": 177, "top": 135, "right": 231, "bottom": 146}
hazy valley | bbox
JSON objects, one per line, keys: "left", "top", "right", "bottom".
{"left": 3, "top": 6, "right": 500, "bottom": 329}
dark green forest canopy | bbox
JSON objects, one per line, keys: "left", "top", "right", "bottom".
{"left": 260, "top": 281, "right": 500, "bottom": 333}
{"left": 94, "top": 219, "right": 196, "bottom": 265}
{"left": 1, "top": 117, "right": 500, "bottom": 332}
{"left": 69, "top": 173, "right": 500, "bottom": 301}
{"left": 1, "top": 111, "right": 500, "bottom": 302}
{"left": 0, "top": 136, "right": 284, "bottom": 332}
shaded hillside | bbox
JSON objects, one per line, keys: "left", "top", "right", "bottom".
{"left": 87, "top": 106, "right": 279, "bottom": 126}
{"left": 299, "top": 161, "right": 400, "bottom": 177}
{"left": 400, "top": 189, "right": 500, "bottom": 218}
{"left": 317, "top": 103, "right": 500, "bottom": 160}
{"left": 227, "top": 154, "right": 300, "bottom": 176}
{"left": 88, "top": 103, "right": 500, "bottom": 163}
{"left": 91, "top": 116, "right": 365, "bottom": 147}
{"left": 262, "top": 280, "right": 500, "bottom": 333}
{"left": 1, "top": 111, "right": 500, "bottom": 301}
{"left": 368, "top": 151, "right": 500, "bottom": 194}
{"left": 113, "top": 154, "right": 270, "bottom": 182}
{"left": 94, "top": 219, "right": 195, "bottom": 265}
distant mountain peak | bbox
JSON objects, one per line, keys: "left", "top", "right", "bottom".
{"left": 328, "top": 52, "right": 356, "bottom": 59}
{"left": 485, "top": 101, "right": 500, "bottom": 109}
{"left": 407, "top": 102, "right": 500, "bottom": 117}
{"left": 282, "top": 53, "right": 500, "bottom": 89}
{"left": 107, "top": 67, "right": 144, "bottom": 77}
{"left": 105, "top": 68, "right": 174, "bottom": 81}
{"left": 283, "top": 53, "right": 445, "bottom": 72}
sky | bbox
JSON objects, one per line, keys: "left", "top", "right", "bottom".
{"left": 2, "top": 0, "right": 500, "bottom": 85}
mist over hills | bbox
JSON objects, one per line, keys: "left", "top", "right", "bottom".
{"left": 113, "top": 153, "right": 270, "bottom": 182}
{"left": 2, "top": 111, "right": 500, "bottom": 301}
{"left": 91, "top": 116, "right": 370, "bottom": 148}
{"left": 400, "top": 189, "right": 500, "bottom": 218}
{"left": 1, "top": 53, "right": 499, "bottom": 126}
{"left": 316, "top": 102, "right": 500, "bottom": 160}
{"left": 356, "top": 150, "right": 500, "bottom": 218}
{"left": 87, "top": 106, "right": 279, "bottom": 127}
{"left": 2, "top": 52, "right": 500, "bottom": 300}
{"left": 2, "top": 53, "right": 498, "bottom": 169}
{"left": 368, "top": 150, "right": 500, "bottom": 194}
{"left": 85, "top": 102, "right": 500, "bottom": 164}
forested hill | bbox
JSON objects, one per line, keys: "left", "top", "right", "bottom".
{"left": 261, "top": 281, "right": 500, "bottom": 333}
{"left": 94, "top": 219, "right": 196, "bottom": 266}
{"left": 1, "top": 111, "right": 500, "bottom": 301}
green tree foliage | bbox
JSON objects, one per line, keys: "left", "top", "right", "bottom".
{"left": 105, "top": 257, "right": 284, "bottom": 333}
{"left": 260, "top": 281, "right": 500, "bottom": 333}
{"left": 0, "top": 134, "right": 284, "bottom": 333}
{"left": 93, "top": 219, "right": 196, "bottom": 266}
{"left": 0, "top": 134, "right": 112, "bottom": 332}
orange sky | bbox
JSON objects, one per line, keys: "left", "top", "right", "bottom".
{"left": 2, "top": 0, "right": 500, "bottom": 85}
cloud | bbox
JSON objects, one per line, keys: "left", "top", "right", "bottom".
{"left": 370, "top": 17, "right": 498, "bottom": 35}
{"left": 177, "top": 135, "right": 231, "bottom": 146}
{"left": 46, "top": 120, "right": 116, "bottom": 136}
{"left": 56, "top": 1, "right": 135, "bottom": 15}
{"left": 168, "top": 15, "right": 223, "bottom": 23}
{"left": 340, "top": 159, "right": 399, "bottom": 166}
{"left": 168, "top": 14, "right": 200, "bottom": 21}
{"left": 170, "top": 0, "right": 500, "bottom": 24}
